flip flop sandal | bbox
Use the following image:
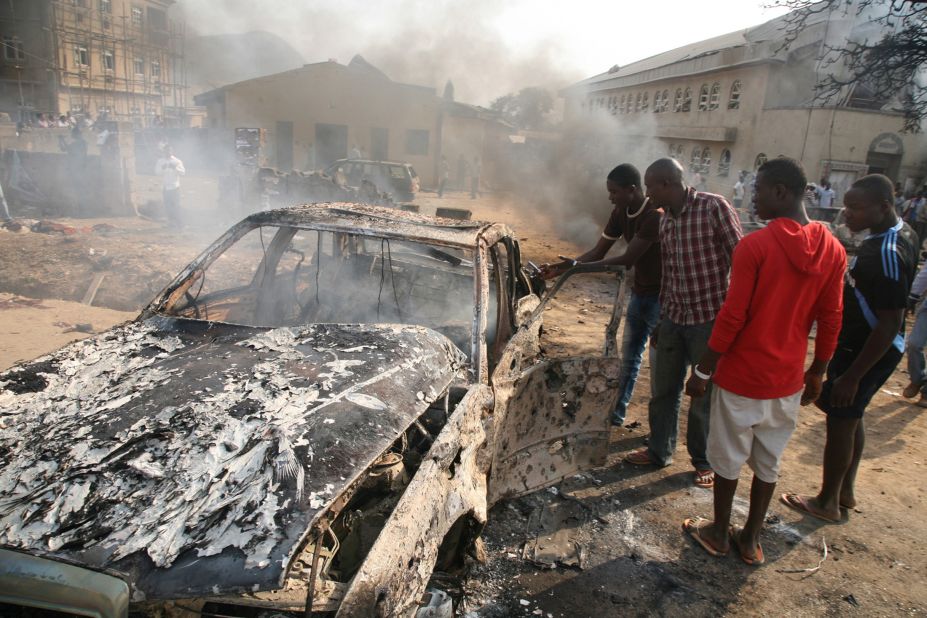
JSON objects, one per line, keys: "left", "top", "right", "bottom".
{"left": 729, "top": 525, "right": 765, "bottom": 566}
{"left": 682, "top": 517, "right": 728, "bottom": 557}
{"left": 779, "top": 493, "right": 841, "bottom": 524}
{"left": 624, "top": 447, "right": 659, "bottom": 466}
{"left": 694, "top": 469, "right": 715, "bottom": 489}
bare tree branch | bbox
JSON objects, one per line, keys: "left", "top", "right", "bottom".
{"left": 769, "top": 0, "right": 926, "bottom": 132}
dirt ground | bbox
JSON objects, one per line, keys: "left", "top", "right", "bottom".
{"left": 0, "top": 185, "right": 924, "bottom": 616}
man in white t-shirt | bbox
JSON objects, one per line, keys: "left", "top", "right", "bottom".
{"left": 155, "top": 145, "right": 185, "bottom": 228}
{"left": 816, "top": 181, "right": 836, "bottom": 208}
{"left": 732, "top": 172, "right": 745, "bottom": 211}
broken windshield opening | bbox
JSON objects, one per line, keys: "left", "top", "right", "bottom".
{"left": 160, "top": 225, "right": 478, "bottom": 355}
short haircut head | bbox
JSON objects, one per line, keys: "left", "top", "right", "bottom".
{"left": 607, "top": 163, "right": 641, "bottom": 188}
{"left": 645, "top": 158, "right": 684, "bottom": 184}
{"left": 851, "top": 174, "right": 894, "bottom": 205}
{"left": 757, "top": 157, "right": 806, "bottom": 198}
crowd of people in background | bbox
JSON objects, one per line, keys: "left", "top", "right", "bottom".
{"left": 541, "top": 156, "right": 917, "bottom": 565}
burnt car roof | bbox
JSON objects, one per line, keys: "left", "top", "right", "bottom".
{"left": 244, "top": 203, "right": 511, "bottom": 248}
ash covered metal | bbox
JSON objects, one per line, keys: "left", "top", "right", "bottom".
{"left": 0, "top": 316, "right": 465, "bottom": 599}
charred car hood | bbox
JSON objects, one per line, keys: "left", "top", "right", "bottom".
{"left": 0, "top": 316, "right": 466, "bottom": 600}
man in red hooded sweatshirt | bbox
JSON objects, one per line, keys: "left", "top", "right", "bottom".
{"left": 680, "top": 157, "right": 846, "bottom": 564}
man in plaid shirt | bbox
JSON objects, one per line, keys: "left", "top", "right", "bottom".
{"left": 625, "top": 158, "right": 743, "bottom": 488}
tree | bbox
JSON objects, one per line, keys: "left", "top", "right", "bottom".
{"left": 772, "top": 0, "right": 926, "bottom": 132}
{"left": 489, "top": 87, "right": 554, "bottom": 130}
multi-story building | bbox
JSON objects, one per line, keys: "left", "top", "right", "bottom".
{"left": 0, "top": 0, "right": 187, "bottom": 126}
{"left": 563, "top": 8, "right": 927, "bottom": 201}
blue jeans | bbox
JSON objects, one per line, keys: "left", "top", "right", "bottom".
{"left": 646, "top": 318, "right": 714, "bottom": 469}
{"left": 613, "top": 292, "right": 661, "bottom": 425}
{"left": 907, "top": 302, "right": 927, "bottom": 392}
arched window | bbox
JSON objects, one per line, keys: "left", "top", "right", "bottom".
{"left": 669, "top": 143, "right": 676, "bottom": 155}
{"left": 728, "top": 80, "right": 742, "bottom": 109}
{"left": 641, "top": 92, "right": 649, "bottom": 112}
{"left": 682, "top": 87, "right": 692, "bottom": 112}
{"left": 625, "top": 94, "right": 633, "bottom": 113}
{"left": 619, "top": 94, "right": 626, "bottom": 113}
{"left": 661, "top": 89, "right": 669, "bottom": 112}
{"left": 653, "top": 90, "right": 662, "bottom": 113}
{"left": 709, "top": 83, "right": 721, "bottom": 110}
{"left": 754, "top": 153, "right": 768, "bottom": 170}
{"left": 700, "top": 147, "right": 712, "bottom": 174}
{"left": 718, "top": 149, "right": 732, "bottom": 176}
{"left": 674, "top": 88, "right": 683, "bottom": 112}
{"left": 635, "top": 92, "right": 642, "bottom": 112}
{"left": 691, "top": 147, "right": 702, "bottom": 171}
{"left": 698, "top": 84, "right": 710, "bottom": 111}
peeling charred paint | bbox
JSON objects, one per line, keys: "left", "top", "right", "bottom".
{"left": 336, "top": 385, "right": 493, "bottom": 617}
{"left": 0, "top": 316, "right": 465, "bottom": 600}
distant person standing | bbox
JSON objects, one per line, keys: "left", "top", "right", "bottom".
{"left": 732, "top": 172, "right": 745, "bottom": 211}
{"left": 60, "top": 127, "right": 88, "bottom": 216}
{"left": 470, "top": 156, "right": 481, "bottom": 199}
{"left": 816, "top": 181, "right": 836, "bottom": 209}
{"left": 156, "top": 145, "right": 186, "bottom": 228}
{"left": 903, "top": 262, "right": 927, "bottom": 407}
{"left": 437, "top": 156, "right": 450, "bottom": 198}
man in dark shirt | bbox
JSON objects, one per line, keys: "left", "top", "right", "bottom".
{"left": 541, "top": 163, "right": 663, "bottom": 426}
{"left": 782, "top": 174, "right": 917, "bottom": 523}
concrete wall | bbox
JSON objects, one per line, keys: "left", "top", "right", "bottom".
{"left": 0, "top": 123, "right": 137, "bottom": 217}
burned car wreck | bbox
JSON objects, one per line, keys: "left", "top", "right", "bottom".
{"left": 0, "top": 204, "right": 626, "bottom": 617}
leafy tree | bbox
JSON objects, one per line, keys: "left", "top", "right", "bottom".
{"left": 489, "top": 87, "right": 555, "bottom": 130}
{"left": 772, "top": 0, "right": 926, "bottom": 132}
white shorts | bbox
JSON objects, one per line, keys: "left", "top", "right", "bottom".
{"left": 707, "top": 386, "right": 802, "bottom": 483}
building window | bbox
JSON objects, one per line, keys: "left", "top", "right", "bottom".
{"left": 624, "top": 95, "right": 632, "bottom": 114}
{"left": 718, "top": 149, "right": 732, "bottom": 176}
{"left": 100, "top": 0, "right": 112, "bottom": 13}
{"left": 709, "top": 83, "right": 721, "bottom": 110}
{"left": 405, "top": 129, "right": 429, "bottom": 156}
{"left": 632, "top": 92, "right": 640, "bottom": 112}
{"left": 619, "top": 94, "right": 626, "bottom": 113}
{"left": 652, "top": 91, "right": 661, "bottom": 113}
{"left": 754, "top": 153, "right": 768, "bottom": 170}
{"left": 73, "top": 45, "right": 89, "bottom": 67}
{"left": 728, "top": 80, "right": 742, "bottom": 109}
{"left": 700, "top": 147, "right": 712, "bottom": 173}
{"left": 673, "top": 89, "right": 682, "bottom": 112}
{"left": 102, "top": 49, "right": 114, "bottom": 71}
{"left": 682, "top": 87, "right": 692, "bottom": 112}
{"left": 661, "top": 89, "right": 669, "bottom": 112}
{"left": 640, "top": 92, "right": 649, "bottom": 112}
{"left": 151, "top": 60, "right": 161, "bottom": 79}
{"left": 3, "top": 36, "right": 25, "bottom": 61}
{"left": 131, "top": 6, "right": 143, "bottom": 27}
{"left": 72, "top": 0, "right": 86, "bottom": 6}
{"left": 134, "top": 56, "right": 144, "bottom": 76}
{"left": 691, "top": 147, "right": 701, "bottom": 172}
{"left": 698, "top": 84, "right": 710, "bottom": 111}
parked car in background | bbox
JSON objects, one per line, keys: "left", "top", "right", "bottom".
{"left": 324, "top": 159, "right": 420, "bottom": 201}
{"left": 0, "top": 203, "right": 625, "bottom": 617}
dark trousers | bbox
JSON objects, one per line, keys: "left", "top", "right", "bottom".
{"left": 646, "top": 318, "right": 714, "bottom": 469}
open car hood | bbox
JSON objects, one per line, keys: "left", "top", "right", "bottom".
{"left": 0, "top": 316, "right": 466, "bottom": 600}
